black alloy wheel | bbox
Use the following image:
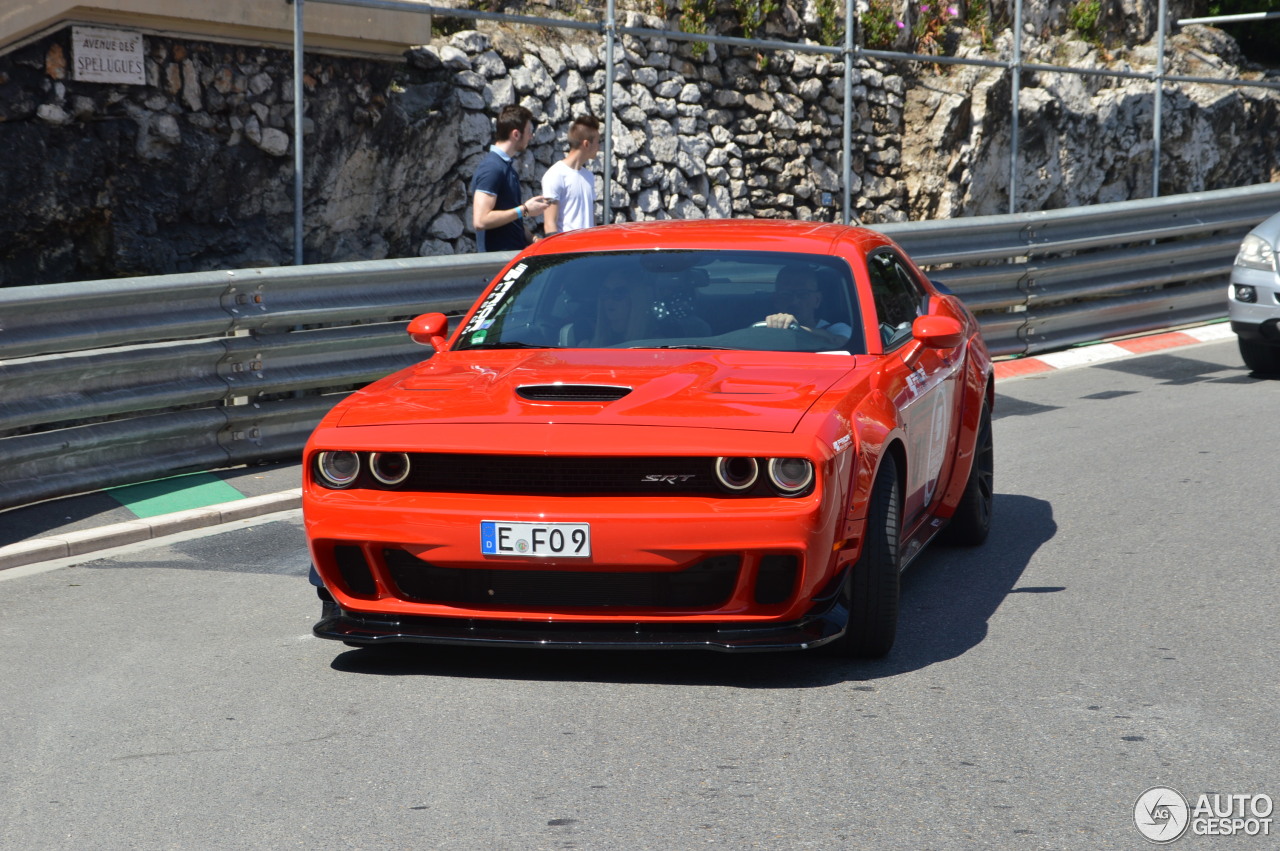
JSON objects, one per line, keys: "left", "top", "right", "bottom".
{"left": 833, "top": 453, "right": 901, "bottom": 658}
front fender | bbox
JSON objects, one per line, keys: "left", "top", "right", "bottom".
{"left": 845, "top": 388, "right": 906, "bottom": 526}
{"left": 935, "top": 338, "right": 994, "bottom": 517}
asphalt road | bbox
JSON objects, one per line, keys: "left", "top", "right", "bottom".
{"left": 2, "top": 338, "right": 1276, "bottom": 850}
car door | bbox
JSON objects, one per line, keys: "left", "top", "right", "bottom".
{"left": 867, "top": 249, "right": 964, "bottom": 527}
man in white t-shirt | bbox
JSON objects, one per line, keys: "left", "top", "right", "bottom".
{"left": 542, "top": 115, "right": 601, "bottom": 236}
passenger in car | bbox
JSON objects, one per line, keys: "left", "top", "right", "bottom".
{"left": 650, "top": 269, "right": 712, "bottom": 337}
{"left": 762, "top": 264, "right": 854, "bottom": 346}
{"left": 561, "top": 273, "right": 655, "bottom": 346}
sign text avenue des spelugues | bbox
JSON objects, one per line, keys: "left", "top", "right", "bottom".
{"left": 72, "top": 26, "right": 145, "bottom": 86}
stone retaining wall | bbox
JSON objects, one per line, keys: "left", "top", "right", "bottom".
{"left": 2, "top": 15, "right": 1277, "bottom": 286}
{"left": 409, "top": 16, "right": 905, "bottom": 255}
{"left": 0, "top": 19, "right": 904, "bottom": 283}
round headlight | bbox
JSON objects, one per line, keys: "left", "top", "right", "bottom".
{"left": 370, "top": 452, "right": 411, "bottom": 486}
{"left": 316, "top": 451, "right": 360, "bottom": 488}
{"left": 768, "top": 457, "right": 814, "bottom": 495}
{"left": 715, "top": 456, "right": 759, "bottom": 492}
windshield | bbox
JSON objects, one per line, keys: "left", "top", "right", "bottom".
{"left": 453, "top": 249, "right": 865, "bottom": 354}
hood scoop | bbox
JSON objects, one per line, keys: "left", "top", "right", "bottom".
{"left": 516, "top": 383, "right": 633, "bottom": 402}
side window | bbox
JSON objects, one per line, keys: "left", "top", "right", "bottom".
{"left": 867, "top": 250, "right": 926, "bottom": 348}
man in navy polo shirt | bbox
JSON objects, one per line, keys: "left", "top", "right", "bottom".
{"left": 470, "top": 105, "right": 550, "bottom": 252}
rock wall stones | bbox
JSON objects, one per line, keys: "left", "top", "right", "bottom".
{"left": 407, "top": 14, "right": 906, "bottom": 256}
{"left": 900, "top": 25, "right": 1280, "bottom": 219}
{"left": 0, "top": 21, "right": 894, "bottom": 283}
{"left": 2, "top": 13, "right": 1278, "bottom": 286}
{"left": 0, "top": 30, "right": 430, "bottom": 285}
{"left": 986, "top": 0, "right": 1200, "bottom": 44}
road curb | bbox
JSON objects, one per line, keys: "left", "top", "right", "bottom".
{"left": 0, "top": 489, "right": 302, "bottom": 572}
{"left": 993, "top": 323, "right": 1235, "bottom": 380}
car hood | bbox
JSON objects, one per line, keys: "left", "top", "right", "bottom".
{"left": 335, "top": 349, "right": 863, "bottom": 433}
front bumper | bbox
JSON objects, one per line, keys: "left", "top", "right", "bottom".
{"left": 313, "top": 584, "right": 850, "bottom": 653}
{"left": 1231, "top": 318, "right": 1280, "bottom": 345}
{"left": 1228, "top": 268, "right": 1280, "bottom": 332}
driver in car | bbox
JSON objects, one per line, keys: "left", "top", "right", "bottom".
{"left": 762, "top": 264, "right": 854, "bottom": 346}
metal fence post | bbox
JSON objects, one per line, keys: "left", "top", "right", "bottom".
{"left": 292, "top": 0, "right": 305, "bottom": 265}
{"left": 1009, "top": 0, "right": 1023, "bottom": 214}
{"left": 1154, "top": 0, "right": 1167, "bottom": 198}
{"left": 842, "top": 0, "right": 855, "bottom": 226}
{"left": 604, "top": 0, "right": 616, "bottom": 225}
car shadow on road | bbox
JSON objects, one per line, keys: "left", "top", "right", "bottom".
{"left": 328, "top": 493, "right": 1055, "bottom": 687}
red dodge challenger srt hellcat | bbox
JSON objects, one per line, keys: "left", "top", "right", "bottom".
{"left": 303, "top": 219, "right": 994, "bottom": 657}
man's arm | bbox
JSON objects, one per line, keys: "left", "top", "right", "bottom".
{"left": 473, "top": 190, "right": 548, "bottom": 232}
{"left": 541, "top": 168, "right": 563, "bottom": 236}
{"left": 472, "top": 191, "right": 520, "bottom": 232}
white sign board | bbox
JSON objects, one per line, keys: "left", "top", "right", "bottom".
{"left": 72, "top": 26, "right": 146, "bottom": 85}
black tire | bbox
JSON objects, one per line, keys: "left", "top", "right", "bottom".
{"left": 1239, "top": 338, "right": 1280, "bottom": 375}
{"left": 940, "top": 401, "right": 994, "bottom": 546}
{"left": 833, "top": 454, "right": 901, "bottom": 658}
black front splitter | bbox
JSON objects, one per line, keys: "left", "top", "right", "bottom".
{"left": 314, "top": 597, "right": 849, "bottom": 653}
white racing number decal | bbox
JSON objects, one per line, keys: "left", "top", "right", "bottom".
{"left": 461, "top": 263, "right": 528, "bottom": 336}
{"left": 922, "top": 381, "right": 955, "bottom": 505}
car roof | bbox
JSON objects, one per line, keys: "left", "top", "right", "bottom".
{"left": 524, "top": 219, "right": 894, "bottom": 259}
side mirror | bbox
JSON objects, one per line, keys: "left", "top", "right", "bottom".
{"left": 407, "top": 313, "right": 449, "bottom": 351}
{"left": 911, "top": 315, "right": 964, "bottom": 350}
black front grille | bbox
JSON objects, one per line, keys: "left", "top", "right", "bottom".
{"left": 335, "top": 545, "right": 377, "bottom": 596}
{"left": 755, "top": 555, "right": 799, "bottom": 605}
{"left": 385, "top": 549, "right": 740, "bottom": 609}
{"left": 400, "top": 454, "right": 722, "bottom": 496}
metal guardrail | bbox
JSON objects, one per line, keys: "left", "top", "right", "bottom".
{"left": 3, "top": 183, "right": 1278, "bottom": 510}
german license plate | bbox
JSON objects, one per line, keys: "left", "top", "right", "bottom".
{"left": 480, "top": 521, "right": 591, "bottom": 558}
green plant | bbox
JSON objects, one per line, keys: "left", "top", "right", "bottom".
{"left": 911, "top": 3, "right": 960, "bottom": 56}
{"left": 860, "top": 0, "right": 900, "bottom": 50}
{"left": 1066, "top": 0, "right": 1103, "bottom": 45}
{"left": 814, "top": 0, "right": 844, "bottom": 46}
{"left": 964, "top": 0, "right": 999, "bottom": 52}
{"left": 860, "top": 0, "right": 962, "bottom": 54}
{"left": 678, "top": 0, "right": 714, "bottom": 57}
{"left": 730, "top": 0, "right": 778, "bottom": 41}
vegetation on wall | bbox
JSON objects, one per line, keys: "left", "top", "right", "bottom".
{"left": 859, "top": 0, "right": 898, "bottom": 49}
{"left": 729, "top": 0, "right": 779, "bottom": 40}
{"left": 1066, "top": 0, "right": 1104, "bottom": 45}
{"left": 677, "top": 0, "right": 714, "bottom": 54}
{"left": 859, "top": 0, "right": 972, "bottom": 54}
{"left": 813, "top": 0, "right": 844, "bottom": 46}
{"left": 426, "top": 0, "right": 1276, "bottom": 69}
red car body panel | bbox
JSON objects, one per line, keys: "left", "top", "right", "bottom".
{"left": 302, "top": 220, "right": 993, "bottom": 652}
{"left": 333, "top": 351, "right": 858, "bottom": 433}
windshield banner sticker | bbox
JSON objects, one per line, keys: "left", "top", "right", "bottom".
{"left": 462, "top": 263, "right": 527, "bottom": 336}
